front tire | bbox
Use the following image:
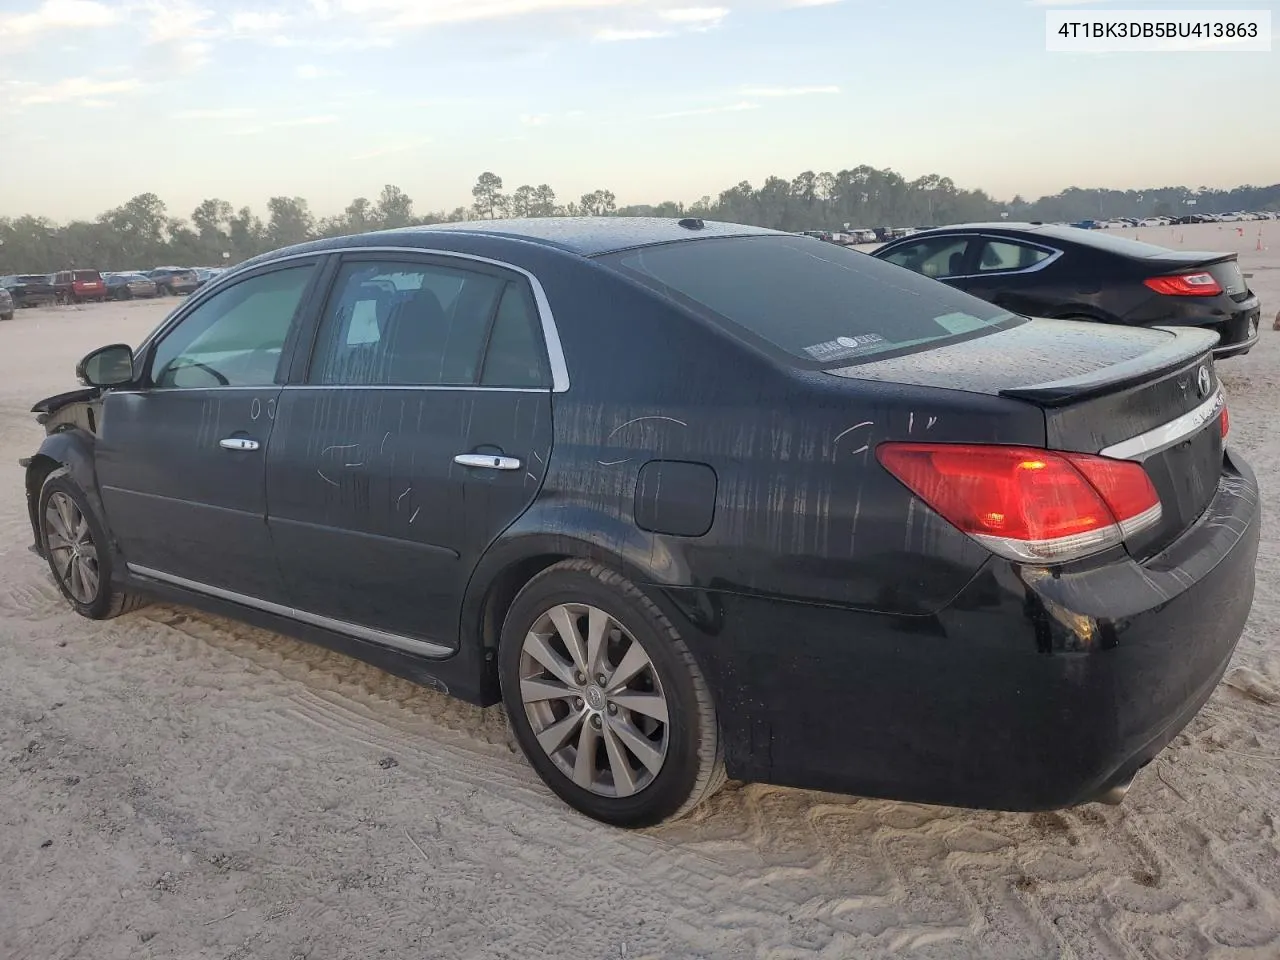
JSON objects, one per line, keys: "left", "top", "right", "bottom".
{"left": 499, "top": 559, "right": 725, "bottom": 827}
{"left": 38, "top": 469, "right": 147, "bottom": 620}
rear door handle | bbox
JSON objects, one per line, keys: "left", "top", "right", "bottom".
{"left": 454, "top": 453, "right": 521, "bottom": 471}
{"left": 220, "top": 437, "right": 261, "bottom": 451}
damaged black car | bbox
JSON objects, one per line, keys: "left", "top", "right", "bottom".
{"left": 20, "top": 218, "right": 1260, "bottom": 826}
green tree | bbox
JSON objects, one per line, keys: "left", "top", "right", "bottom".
{"left": 580, "top": 189, "right": 617, "bottom": 216}
{"left": 375, "top": 184, "right": 414, "bottom": 228}
{"left": 266, "top": 196, "right": 314, "bottom": 247}
{"left": 471, "top": 172, "right": 506, "bottom": 219}
{"left": 510, "top": 185, "right": 537, "bottom": 218}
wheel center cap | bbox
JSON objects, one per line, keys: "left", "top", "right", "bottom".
{"left": 584, "top": 684, "right": 606, "bottom": 712}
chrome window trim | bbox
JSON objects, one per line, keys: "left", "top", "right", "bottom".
{"left": 1099, "top": 387, "right": 1224, "bottom": 461}
{"left": 171, "top": 245, "right": 571, "bottom": 393}
{"left": 878, "top": 232, "right": 1064, "bottom": 280}
{"left": 127, "top": 563, "right": 454, "bottom": 658}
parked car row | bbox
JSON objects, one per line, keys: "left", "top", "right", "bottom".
{"left": 1072, "top": 212, "right": 1278, "bottom": 230}
{"left": 0, "top": 266, "right": 230, "bottom": 311}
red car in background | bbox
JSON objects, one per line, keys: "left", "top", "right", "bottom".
{"left": 52, "top": 269, "right": 108, "bottom": 304}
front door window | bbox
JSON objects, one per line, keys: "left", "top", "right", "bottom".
{"left": 149, "top": 266, "right": 315, "bottom": 388}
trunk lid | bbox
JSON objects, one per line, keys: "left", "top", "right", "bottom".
{"left": 830, "top": 318, "right": 1225, "bottom": 559}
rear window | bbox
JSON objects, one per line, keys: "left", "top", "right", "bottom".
{"left": 601, "top": 235, "right": 1018, "bottom": 365}
{"left": 1042, "top": 227, "right": 1174, "bottom": 258}
{"left": 73, "top": 270, "right": 100, "bottom": 281}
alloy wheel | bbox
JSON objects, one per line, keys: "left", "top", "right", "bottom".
{"left": 44, "top": 492, "right": 100, "bottom": 604}
{"left": 518, "top": 603, "right": 670, "bottom": 797}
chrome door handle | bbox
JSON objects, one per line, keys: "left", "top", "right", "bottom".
{"left": 454, "top": 453, "right": 521, "bottom": 471}
{"left": 220, "top": 438, "right": 261, "bottom": 451}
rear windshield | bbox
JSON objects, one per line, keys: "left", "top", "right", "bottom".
{"left": 601, "top": 235, "right": 1018, "bottom": 364}
{"left": 1040, "top": 227, "right": 1176, "bottom": 258}
{"left": 73, "top": 270, "right": 100, "bottom": 281}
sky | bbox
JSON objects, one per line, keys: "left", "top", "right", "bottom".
{"left": 1, "top": 0, "right": 1278, "bottom": 222}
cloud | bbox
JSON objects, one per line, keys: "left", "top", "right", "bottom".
{"left": 0, "top": 0, "right": 121, "bottom": 41}
{"left": 295, "top": 64, "right": 332, "bottom": 79}
{"left": 18, "top": 76, "right": 143, "bottom": 105}
{"left": 349, "top": 138, "right": 431, "bottom": 160}
{"left": 594, "top": 26, "right": 669, "bottom": 41}
{"left": 335, "top": 0, "right": 638, "bottom": 31}
{"left": 170, "top": 106, "right": 258, "bottom": 120}
{"left": 233, "top": 114, "right": 340, "bottom": 135}
{"left": 134, "top": 0, "right": 218, "bottom": 45}
{"left": 652, "top": 100, "right": 759, "bottom": 119}
{"left": 520, "top": 113, "right": 551, "bottom": 126}
{"left": 229, "top": 10, "right": 292, "bottom": 34}
{"left": 659, "top": 6, "right": 728, "bottom": 27}
{"left": 739, "top": 84, "right": 841, "bottom": 97}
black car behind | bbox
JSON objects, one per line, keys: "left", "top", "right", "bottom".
{"left": 873, "top": 223, "right": 1261, "bottom": 358}
{"left": 1, "top": 274, "right": 57, "bottom": 308}
{"left": 21, "top": 218, "right": 1259, "bottom": 827}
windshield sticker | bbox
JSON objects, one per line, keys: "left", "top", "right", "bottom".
{"left": 804, "top": 333, "right": 886, "bottom": 362}
{"left": 933, "top": 312, "right": 988, "bottom": 335}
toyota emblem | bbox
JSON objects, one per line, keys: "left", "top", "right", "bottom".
{"left": 1197, "top": 365, "right": 1212, "bottom": 398}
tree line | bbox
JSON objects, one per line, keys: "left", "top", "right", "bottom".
{"left": 2, "top": 169, "right": 1277, "bottom": 274}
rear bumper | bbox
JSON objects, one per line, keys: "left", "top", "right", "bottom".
{"left": 663, "top": 451, "right": 1260, "bottom": 810}
{"left": 1135, "top": 295, "right": 1261, "bottom": 359}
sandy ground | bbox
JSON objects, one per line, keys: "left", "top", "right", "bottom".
{"left": 1, "top": 221, "right": 1279, "bottom": 960}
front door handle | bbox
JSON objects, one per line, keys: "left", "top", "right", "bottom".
{"left": 454, "top": 453, "right": 521, "bottom": 471}
{"left": 220, "top": 437, "right": 261, "bottom": 451}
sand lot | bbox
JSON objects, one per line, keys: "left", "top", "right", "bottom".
{"left": 2, "top": 221, "right": 1279, "bottom": 960}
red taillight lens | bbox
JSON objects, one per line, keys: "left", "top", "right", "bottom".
{"left": 1219, "top": 403, "right": 1229, "bottom": 439}
{"left": 1143, "top": 272, "right": 1223, "bottom": 296}
{"left": 876, "top": 443, "right": 1162, "bottom": 563}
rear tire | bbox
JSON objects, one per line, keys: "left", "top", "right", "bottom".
{"left": 498, "top": 559, "right": 725, "bottom": 827}
{"left": 38, "top": 469, "right": 147, "bottom": 620}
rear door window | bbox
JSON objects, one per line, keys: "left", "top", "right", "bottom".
{"left": 307, "top": 258, "right": 549, "bottom": 387}
{"left": 878, "top": 236, "right": 973, "bottom": 279}
{"left": 974, "top": 240, "right": 1053, "bottom": 273}
{"left": 601, "top": 235, "right": 1017, "bottom": 365}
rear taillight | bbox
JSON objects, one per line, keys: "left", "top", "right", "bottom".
{"left": 1143, "top": 272, "right": 1222, "bottom": 296}
{"left": 876, "top": 443, "right": 1162, "bottom": 564}
{"left": 1220, "top": 403, "right": 1229, "bottom": 440}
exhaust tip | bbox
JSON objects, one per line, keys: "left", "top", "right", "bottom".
{"left": 1097, "top": 773, "right": 1136, "bottom": 806}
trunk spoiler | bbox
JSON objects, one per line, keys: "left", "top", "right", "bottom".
{"left": 998, "top": 326, "right": 1219, "bottom": 406}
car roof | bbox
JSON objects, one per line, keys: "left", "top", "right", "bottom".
{"left": 410, "top": 217, "right": 782, "bottom": 255}
{"left": 244, "top": 218, "right": 783, "bottom": 270}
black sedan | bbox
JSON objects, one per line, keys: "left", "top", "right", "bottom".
{"left": 872, "top": 223, "right": 1262, "bottom": 359}
{"left": 20, "top": 218, "right": 1258, "bottom": 826}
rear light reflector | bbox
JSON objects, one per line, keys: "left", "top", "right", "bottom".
{"left": 1143, "top": 272, "right": 1223, "bottom": 296}
{"left": 876, "top": 443, "right": 1162, "bottom": 564}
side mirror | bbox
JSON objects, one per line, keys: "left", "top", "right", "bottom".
{"left": 77, "top": 343, "right": 135, "bottom": 387}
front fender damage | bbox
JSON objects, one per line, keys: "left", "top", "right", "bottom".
{"left": 20, "top": 387, "right": 106, "bottom": 558}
